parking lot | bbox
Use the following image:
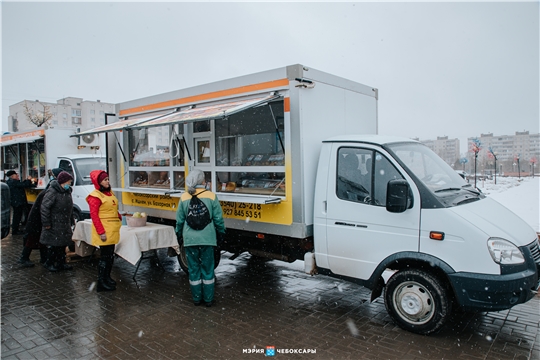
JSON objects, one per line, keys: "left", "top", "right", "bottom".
{"left": 2, "top": 232, "right": 539, "bottom": 359}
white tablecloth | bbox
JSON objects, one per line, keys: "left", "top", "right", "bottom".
{"left": 72, "top": 219, "right": 179, "bottom": 265}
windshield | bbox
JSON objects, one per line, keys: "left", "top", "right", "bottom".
{"left": 389, "top": 142, "right": 470, "bottom": 194}
{"left": 73, "top": 158, "right": 106, "bottom": 185}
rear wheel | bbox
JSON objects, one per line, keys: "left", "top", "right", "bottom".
{"left": 177, "top": 244, "right": 221, "bottom": 274}
{"left": 384, "top": 269, "right": 451, "bottom": 335}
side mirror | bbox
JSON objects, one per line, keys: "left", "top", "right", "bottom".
{"left": 386, "top": 179, "right": 410, "bottom": 213}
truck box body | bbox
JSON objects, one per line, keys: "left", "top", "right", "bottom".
{"left": 96, "top": 65, "right": 377, "bottom": 258}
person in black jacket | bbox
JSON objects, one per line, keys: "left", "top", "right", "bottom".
{"left": 40, "top": 171, "right": 74, "bottom": 272}
{"left": 5, "top": 170, "right": 36, "bottom": 236}
{"left": 18, "top": 168, "right": 62, "bottom": 267}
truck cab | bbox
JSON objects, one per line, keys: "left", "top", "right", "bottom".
{"left": 312, "top": 135, "right": 540, "bottom": 334}
{"left": 56, "top": 154, "right": 106, "bottom": 220}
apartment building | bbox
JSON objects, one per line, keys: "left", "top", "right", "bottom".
{"left": 8, "top": 97, "right": 115, "bottom": 133}
{"left": 467, "top": 131, "right": 540, "bottom": 175}
{"left": 419, "top": 136, "right": 461, "bottom": 167}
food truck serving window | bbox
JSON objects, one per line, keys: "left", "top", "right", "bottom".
{"left": 2, "top": 140, "right": 44, "bottom": 180}
{"left": 122, "top": 94, "right": 285, "bottom": 201}
{"left": 215, "top": 100, "right": 284, "bottom": 167}
{"left": 128, "top": 125, "right": 179, "bottom": 189}
{"left": 213, "top": 99, "right": 286, "bottom": 197}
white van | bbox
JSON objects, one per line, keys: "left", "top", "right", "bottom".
{"left": 310, "top": 135, "right": 540, "bottom": 334}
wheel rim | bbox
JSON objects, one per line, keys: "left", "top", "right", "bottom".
{"left": 392, "top": 280, "right": 435, "bottom": 325}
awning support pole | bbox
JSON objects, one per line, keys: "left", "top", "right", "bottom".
{"left": 113, "top": 132, "right": 127, "bottom": 163}
{"left": 269, "top": 104, "right": 285, "bottom": 154}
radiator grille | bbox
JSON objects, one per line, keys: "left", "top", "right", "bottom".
{"left": 527, "top": 239, "right": 540, "bottom": 267}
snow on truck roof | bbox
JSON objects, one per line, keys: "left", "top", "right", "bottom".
{"left": 58, "top": 154, "right": 105, "bottom": 160}
{"left": 323, "top": 135, "right": 419, "bottom": 146}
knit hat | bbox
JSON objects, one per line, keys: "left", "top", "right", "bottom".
{"left": 57, "top": 171, "right": 73, "bottom": 185}
{"left": 97, "top": 171, "right": 109, "bottom": 184}
{"left": 6, "top": 170, "right": 16, "bottom": 177}
{"left": 51, "top": 168, "right": 63, "bottom": 178}
{"left": 185, "top": 169, "right": 205, "bottom": 195}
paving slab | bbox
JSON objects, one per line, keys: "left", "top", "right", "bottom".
{"left": 2, "top": 232, "right": 539, "bottom": 359}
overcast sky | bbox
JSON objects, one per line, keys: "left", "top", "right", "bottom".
{"left": 2, "top": 1, "right": 538, "bottom": 154}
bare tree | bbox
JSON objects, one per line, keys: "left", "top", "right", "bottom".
{"left": 23, "top": 101, "right": 53, "bottom": 127}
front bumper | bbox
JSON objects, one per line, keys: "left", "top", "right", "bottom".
{"left": 449, "top": 239, "right": 540, "bottom": 311}
{"left": 448, "top": 266, "right": 539, "bottom": 311}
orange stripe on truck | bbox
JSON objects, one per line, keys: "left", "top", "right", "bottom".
{"left": 120, "top": 78, "right": 290, "bottom": 116}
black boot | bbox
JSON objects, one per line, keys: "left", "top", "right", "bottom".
{"left": 104, "top": 255, "right": 116, "bottom": 287}
{"left": 56, "top": 249, "right": 73, "bottom": 271}
{"left": 97, "top": 259, "right": 115, "bottom": 292}
{"left": 43, "top": 247, "right": 60, "bottom": 272}
{"left": 39, "top": 248, "right": 47, "bottom": 264}
{"left": 18, "top": 247, "right": 35, "bottom": 267}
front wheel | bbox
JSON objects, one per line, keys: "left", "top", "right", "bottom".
{"left": 384, "top": 269, "right": 451, "bottom": 335}
{"left": 177, "top": 244, "right": 221, "bottom": 274}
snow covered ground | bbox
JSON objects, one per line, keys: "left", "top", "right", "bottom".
{"left": 476, "top": 176, "right": 539, "bottom": 232}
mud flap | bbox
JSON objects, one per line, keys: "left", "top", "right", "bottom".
{"left": 370, "top": 276, "right": 385, "bottom": 302}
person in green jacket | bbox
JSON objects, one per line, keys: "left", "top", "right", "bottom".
{"left": 176, "top": 169, "right": 225, "bottom": 307}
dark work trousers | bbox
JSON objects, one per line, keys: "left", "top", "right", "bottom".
{"left": 11, "top": 204, "right": 28, "bottom": 236}
{"left": 186, "top": 245, "right": 215, "bottom": 303}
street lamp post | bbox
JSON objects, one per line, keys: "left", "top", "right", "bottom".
{"left": 531, "top": 157, "right": 537, "bottom": 179}
{"left": 517, "top": 155, "right": 521, "bottom": 179}
{"left": 488, "top": 147, "right": 497, "bottom": 185}
{"left": 471, "top": 139, "right": 481, "bottom": 189}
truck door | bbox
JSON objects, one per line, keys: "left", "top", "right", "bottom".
{"left": 325, "top": 145, "right": 421, "bottom": 280}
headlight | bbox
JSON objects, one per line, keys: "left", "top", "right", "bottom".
{"left": 487, "top": 238, "right": 525, "bottom": 265}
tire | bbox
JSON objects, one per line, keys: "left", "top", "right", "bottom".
{"left": 177, "top": 243, "right": 221, "bottom": 274}
{"left": 384, "top": 269, "right": 451, "bottom": 335}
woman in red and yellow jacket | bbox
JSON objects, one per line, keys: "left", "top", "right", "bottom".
{"left": 87, "top": 170, "right": 122, "bottom": 292}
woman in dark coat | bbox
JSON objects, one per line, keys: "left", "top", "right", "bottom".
{"left": 19, "top": 168, "right": 63, "bottom": 267}
{"left": 40, "top": 171, "right": 74, "bottom": 272}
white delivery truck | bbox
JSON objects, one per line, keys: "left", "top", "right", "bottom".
{"left": 80, "top": 64, "right": 539, "bottom": 334}
{"left": 1, "top": 128, "right": 106, "bottom": 221}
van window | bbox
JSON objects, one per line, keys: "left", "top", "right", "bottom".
{"left": 58, "top": 160, "right": 74, "bottom": 176}
{"left": 389, "top": 142, "right": 466, "bottom": 193}
{"left": 372, "top": 153, "right": 404, "bottom": 205}
{"left": 336, "top": 148, "right": 372, "bottom": 203}
{"left": 60, "top": 158, "right": 106, "bottom": 186}
{"left": 336, "top": 147, "right": 403, "bottom": 206}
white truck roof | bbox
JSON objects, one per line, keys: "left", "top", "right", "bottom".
{"left": 324, "top": 134, "right": 419, "bottom": 146}
{"left": 58, "top": 154, "right": 105, "bottom": 160}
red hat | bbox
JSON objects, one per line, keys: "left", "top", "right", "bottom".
{"left": 97, "top": 171, "right": 109, "bottom": 184}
